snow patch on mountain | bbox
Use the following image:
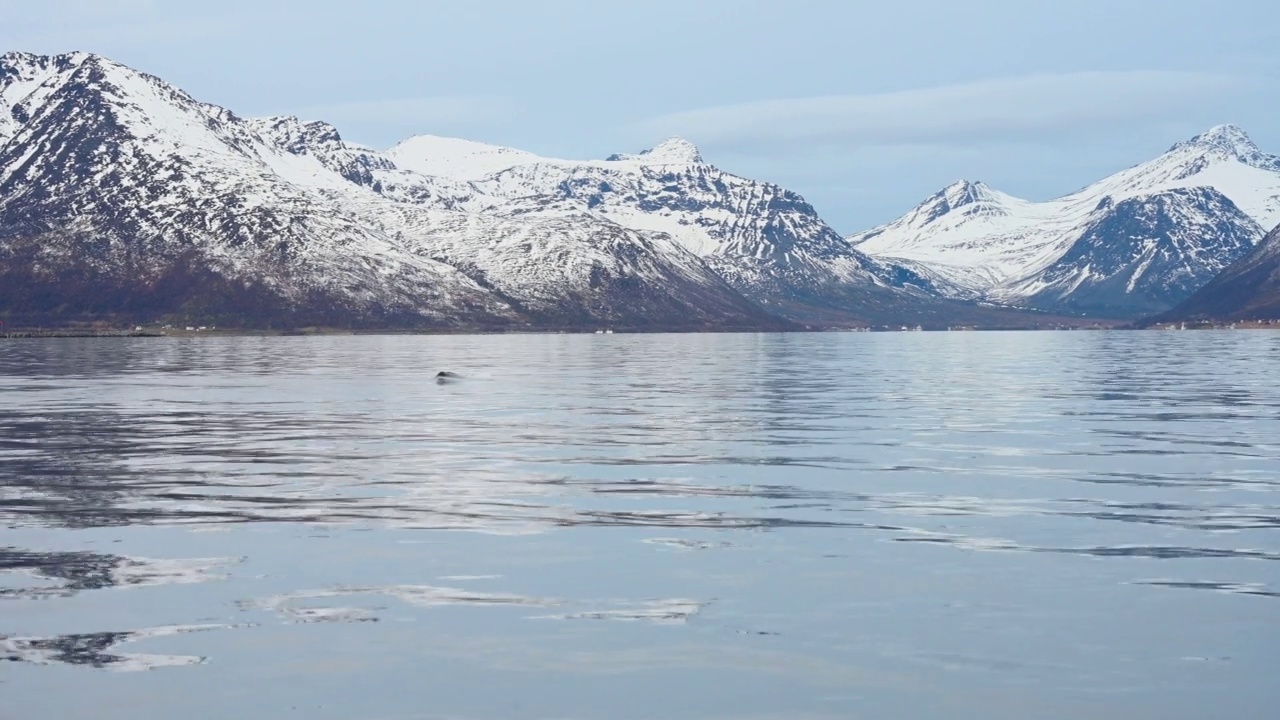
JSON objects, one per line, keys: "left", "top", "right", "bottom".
{"left": 386, "top": 135, "right": 541, "bottom": 181}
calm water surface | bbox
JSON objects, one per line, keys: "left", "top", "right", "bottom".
{"left": 2, "top": 331, "right": 1278, "bottom": 719}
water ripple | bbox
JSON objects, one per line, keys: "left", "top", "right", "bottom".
{"left": 1, "top": 332, "right": 1278, "bottom": 714}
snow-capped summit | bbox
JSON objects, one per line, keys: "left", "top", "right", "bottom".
{"left": 924, "top": 180, "right": 1024, "bottom": 220}
{"left": 1080, "top": 125, "right": 1280, "bottom": 224}
{"left": 1, "top": 51, "right": 93, "bottom": 143}
{"left": 851, "top": 124, "right": 1280, "bottom": 317}
{"left": 941, "top": 179, "right": 995, "bottom": 204}
{"left": 0, "top": 49, "right": 92, "bottom": 87}
{"left": 860, "top": 179, "right": 1032, "bottom": 239}
{"left": 385, "top": 135, "right": 705, "bottom": 183}
{"left": 1168, "top": 124, "right": 1274, "bottom": 166}
{"left": 607, "top": 137, "right": 704, "bottom": 165}
{"left": 851, "top": 179, "right": 1046, "bottom": 289}
{"left": 385, "top": 135, "right": 540, "bottom": 181}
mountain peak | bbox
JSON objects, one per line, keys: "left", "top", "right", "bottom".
{"left": 608, "top": 137, "right": 703, "bottom": 165}
{"left": 2, "top": 51, "right": 129, "bottom": 143}
{"left": 249, "top": 115, "right": 346, "bottom": 154}
{"left": 1, "top": 50, "right": 95, "bottom": 74}
{"left": 0, "top": 51, "right": 164, "bottom": 103}
{"left": 386, "top": 134, "right": 539, "bottom": 180}
{"left": 644, "top": 137, "right": 703, "bottom": 164}
{"left": 881, "top": 179, "right": 1016, "bottom": 230}
{"left": 1170, "top": 124, "right": 1260, "bottom": 156}
{"left": 1161, "top": 123, "right": 1280, "bottom": 175}
{"left": 935, "top": 179, "right": 1000, "bottom": 208}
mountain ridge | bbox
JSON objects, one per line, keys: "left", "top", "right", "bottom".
{"left": 851, "top": 124, "right": 1279, "bottom": 317}
{"left": 5, "top": 50, "right": 1054, "bottom": 330}
{"left": 0, "top": 51, "right": 793, "bottom": 330}
{"left": 2, "top": 50, "right": 1260, "bottom": 330}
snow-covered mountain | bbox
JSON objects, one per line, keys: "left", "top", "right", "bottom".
{"left": 1153, "top": 222, "right": 1280, "bottom": 323}
{"left": 0, "top": 51, "right": 803, "bottom": 330}
{"left": 376, "top": 134, "right": 945, "bottom": 314}
{"left": 0, "top": 52, "right": 495, "bottom": 327}
{"left": 852, "top": 125, "right": 1278, "bottom": 317}
{"left": 8, "top": 50, "right": 1242, "bottom": 329}
{"left": 6, "top": 50, "right": 1028, "bottom": 330}
{"left": 1000, "top": 188, "right": 1261, "bottom": 317}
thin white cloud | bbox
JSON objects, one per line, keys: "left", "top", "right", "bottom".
{"left": 630, "top": 71, "right": 1255, "bottom": 150}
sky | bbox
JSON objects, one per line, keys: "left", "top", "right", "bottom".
{"left": 2, "top": 0, "right": 1277, "bottom": 232}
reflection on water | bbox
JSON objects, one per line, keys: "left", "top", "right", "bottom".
{"left": 0, "top": 547, "right": 238, "bottom": 599}
{"left": 2, "top": 624, "right": 239, "bottom": 671}
{"left": 1133, "top": 579, "right": 1280, "bottom": 599}
{"left": 241, "top": 585, "right": 706, "bottom": 626}
{"left": 1, "top": 331, "right": 1278, "bottom": 719}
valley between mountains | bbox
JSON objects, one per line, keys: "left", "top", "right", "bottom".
{"left": 1, "top": 51, "right": 1276, "bottom": 331}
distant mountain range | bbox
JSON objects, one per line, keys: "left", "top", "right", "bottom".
{"left": 851, "top": 124, "right": 1280, "bottom": 319}
{"left": 1, "top": 51, "right": 1276, "bottom": 330}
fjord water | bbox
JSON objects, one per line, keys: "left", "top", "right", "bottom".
{"left": 2, "top": 332, "right": 1277, "bottom": 719}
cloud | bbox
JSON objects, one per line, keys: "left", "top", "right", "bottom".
{"left": 287, "top": 96, "right": 520, "bottom": 146}
{"left": 629, "top": 71, "right": 1256, "bottom": 151}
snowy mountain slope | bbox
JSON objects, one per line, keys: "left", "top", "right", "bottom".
{"left": 851, "top": 180, "right": 1071, "bottom": 289}
{"left": 381, "top": 209, "right": 779, "bottom": 326}
{"left": 386, "top": 134, "right": 843, "bottom": 253}
{"left": 0, "top": 53, "right": 517, "bottom": 326}
{"left": 1152, "top": 222, "right": 1280, "bottom": 322}
{"left": 998, "top": 188, "right": 1262, "bottom": 316}
{"left": 385, "top": 135, "right": 704, "bottom": 181}
{"left": 1, "top": 50, "right": 1124, "bottom": 330}
{"left": 386, "top": 134, "right": 542, "bottom": 181}
{"left": 232, "top": 123, "right": 793, "bottom": 328}
{"left": 0, "top": 51, "right": 786, "bottom": 330}
{"left": 851, "top": 125, "right": 1280, "bottom": 315}
{"left": 0, "top": 52, "right": 82, "bottom": 145}
{"left": 376, "top": 133, "right": 958, "bottom": 321}
{"left": 249, "top": 111, "right": 988, "bottom": 323}
{"left": 1074, "top": 125, "right": 1280, "bottom": 227}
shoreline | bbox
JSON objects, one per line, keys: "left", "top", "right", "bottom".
{"left": 4, "top": 321, "right": 1277, "bottom": 339}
